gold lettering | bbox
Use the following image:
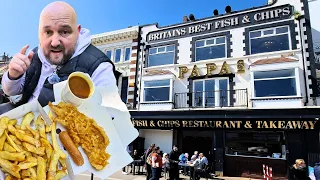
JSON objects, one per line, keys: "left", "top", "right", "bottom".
{"left": 179, "top": 66, "right": 189, "bottom": 78}
{"left": 174, "top": 120, "right": 180, "bottom": 128}
{"left": 302, "top": 121, "right": 309, "bottom": 129}
{"left": 278, "top": 121, "right": 285, "bottom": 129}
{"left": 216, "top": 121, "right": 222, "bottom": 128}
{"left": 206, "top": 63, "right": 217, "bottom": 76}
{"left": 236, "top": 121, "right": 242, "bottom": 128}
{"left": 157, "top": 121, "right": 163, "bottom": 127}
{"left": 190, "top": 65, "right": 200, "bottom": 78}
{"left": 182, "top": 121, "right": 188, "bottom": 127}
{"left": 269, "top": 121, "right": 277, "bottom": 128}
{"left": 262, "top": 121, "right": 269, "bottom": 128}
{"left": 229, "top": 121, "right": 236, "bottom": 128}
{"left": 188, "top": 121, "right": 194, "bottom": 128}
{"left": 223, "top": 121, "right": 230, "bottom": 128}
{"left": 308, "top": 121, "right": 317, "bottom": 129}
{"left": 237, "top": 60, "right": 245, "bottom": 73}
{"left": 291, "top": 121, "right": 301, "bottom": 129}
{"left": 256, "top": 121, "right": 262, "bottom": 128}
{"left": 150, "top": 121, "right": 155, "bottom": 127}
{"left": 194, "top": 121, "right": 199, "bottom": 128}
{"left": 286, "top": 121, "right": 293, "bottom": 129}
{"left": 219, "top": 61, "right": 231, "bottom": 75}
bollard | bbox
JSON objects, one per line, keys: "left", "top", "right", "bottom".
{"left": 269, "top": 167, "right": 273, "bottom": 180}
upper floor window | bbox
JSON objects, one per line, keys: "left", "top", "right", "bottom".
{"left": 148, "top": 45, "right": 175, "bottom": 67}
{"left": 193, "top": 78, "right": 229, "bottom": 107}
{"left": 195, "top": 36, "right": 226, "bottom": 61}
{"left": 253, "top": 69, "right": 297, "bottom": 98}
{"left": 250, "top": 26, "right": 290, "bottom": 54}
{"left": 143, "top": 79, "right": 171, "bottom": 102}
{"left": 115, "top": 49, "right": 122, "bottom": 63}
{"left": 106, "top": 50, "right": 112, "bottom": 60}
{"left": 125, "top": 47, "right": 131, "bottom": 61}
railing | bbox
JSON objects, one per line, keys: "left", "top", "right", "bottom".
{"left": 174, "top": 89, "right": 248, "bottom": 109}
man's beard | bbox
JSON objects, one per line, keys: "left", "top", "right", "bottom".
{"left": 44, "top": 45, "right": 75, "bottom": 65}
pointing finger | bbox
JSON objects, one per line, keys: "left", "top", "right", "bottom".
{"left": 20, "top": 45, "right": 30, "bottom": 55}
{"left": 27, "top": 50, "right": 34, "bottom": 62}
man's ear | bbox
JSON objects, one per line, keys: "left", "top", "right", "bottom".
{"left": 77, "top": 24, "right": 81, "bottom": 33}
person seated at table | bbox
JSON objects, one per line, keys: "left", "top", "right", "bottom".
{"left": 190, "top": 153, "right": 209, "bottom": 180}
{"left": 179, "top": 153, "right": 188, "bottom": 163}
{"left": 191, "top": 151, "right": 199, "bottom": 161}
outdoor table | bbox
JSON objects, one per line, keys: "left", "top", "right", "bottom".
{"left": 179, "top": 162, "right": 195, "bottom": 180}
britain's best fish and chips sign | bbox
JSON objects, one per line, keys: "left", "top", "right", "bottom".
{"left": 147, "top": 4, "right": 293, "bottom": 42}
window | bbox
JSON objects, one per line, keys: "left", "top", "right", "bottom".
{"left": 106, "top": 50, "right": 112, "bottom": 60}
{"left": 115, "top": 49, "right": 122, "bottom": 63}
{"left": 225, "top": 131, "right": 285, "bottom": 158}
{"left": 148, "top": 45, "right": 175, "bottom": 67}
{"left": 143, "top": 79, "right": 171, "bottom": 102}
{"left": 195, "top": 36, "right": 226, "bottom": 61}
{"left": 125, "top": 48, "right": 131, "bottom": 61}
{"left": 250, "top": 26, "right": 290, "bottom": 54}
{"left": 193, "top": 78, "right": 229, "bottom": 107}
{"left": 253, "top": 69, "right": 297, "bottom": 98}
{"left": 120, "top": 77, "right": 128, "bottom": 103}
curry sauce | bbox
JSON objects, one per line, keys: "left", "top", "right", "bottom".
{"left": 68, "top": 76, "right": 91, "bottom": 98}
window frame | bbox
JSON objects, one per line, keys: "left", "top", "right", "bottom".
{"left": 194, "top": 36, "right": 227, "bottom": 61}
{"left": 251, "top": 68, "right": 300, "bottom": 99}
{"left": 124, "top": 47, "right": 131, "bottom": 61}
{"left": 147, "top": 44, "right": 175, "bottom": 67}
{"left": 106, "top": 50, "right": 113, "bottom": 61}
{"left": 192, "top": 77, "right": 230, "bottom": 107}
{"left": 249, "top": 25, "right": 292, "bottom": 55}
{"left": 141, "top": 78, "right": 173, "bottom": 103}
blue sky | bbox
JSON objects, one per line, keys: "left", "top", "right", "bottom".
{"left": 0, "top": 0, "right": 266, "bottom": 57}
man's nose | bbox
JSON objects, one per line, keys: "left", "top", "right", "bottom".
{"left": 51, "top": 34, "right": 61, "bottom": 47}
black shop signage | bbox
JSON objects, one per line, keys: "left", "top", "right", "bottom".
{"left": 131, "top": 119, "right": 319, "bottom": 130}
{"left": 147, "top": 4, "right": 293, "bottom": 42}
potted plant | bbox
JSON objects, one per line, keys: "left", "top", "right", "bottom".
{"left": 294, "top": 11, "right": 301, "bottom": 20}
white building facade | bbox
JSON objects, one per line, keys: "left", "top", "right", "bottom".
{"left": 130, "top": 0, "right": 320, "bottom": 179}
{"left": 91, "top": 26, "right": 140, "bottom": 107}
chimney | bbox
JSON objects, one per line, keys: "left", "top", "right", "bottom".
{"left": 189, "top": 14, "right": 196, "bottom": 21}
{"left": 183, "top": 16, "right": 189, "bottom": 22}
{"left": 225, "top": 6, "right": 232, "bottom": 14}
{"left": 213, "top": 9, "right": 219, "bottom": 16}
{"left": 267, "top": 0, "right": 274, "bottom": 5}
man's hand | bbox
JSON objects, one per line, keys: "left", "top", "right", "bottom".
{"left": 8, "top": 45, "right": 34, "bottom": 80}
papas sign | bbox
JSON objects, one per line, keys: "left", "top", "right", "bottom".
{"left": 132, "top": 119, "right": 319, "bottom": 130}
{"left": 147, "top": 4, "right": 292, "bottom": 42}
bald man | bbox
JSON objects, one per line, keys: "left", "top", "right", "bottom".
{"left": 1, "top": 1, "right": 116, "bottom": 107}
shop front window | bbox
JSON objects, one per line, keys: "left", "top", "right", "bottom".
{"left": 225, "top": 131, "right": 286, "bottom": 159}
{"left": 193, "top": 78, "right": 228, "bottom": 107}
{"left": 250, "top": 26, "right": 290, "bottom": 54}
{"left": 143, "top": 79, "right": 171, "bottom": 102}
{"left": 195, "top": 36, "right": 226, "bottom": 61}
{"left": 148, "top": 45, "right": 175, "bottom": 67}
{"left": 253, "top": 69, "right": 297, "bottom": 98}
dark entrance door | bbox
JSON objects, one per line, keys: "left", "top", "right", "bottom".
{"left": 180, "top": 130, "right": 214, "bottom": 162}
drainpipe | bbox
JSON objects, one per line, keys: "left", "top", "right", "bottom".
{"left": 297, "top": 16, "right": 309, "bottom": 106}
{"left": 137, "top": 42, "right": 146, "bottom": 111}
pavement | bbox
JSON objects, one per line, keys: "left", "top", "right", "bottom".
{"left": 76, "top": 170, "right": 260, "bottom": 180}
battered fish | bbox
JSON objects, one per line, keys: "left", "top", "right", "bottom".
{"left": 48, "top": 102, "right": 110, "bottom": 170}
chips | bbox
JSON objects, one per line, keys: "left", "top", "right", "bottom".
{"left": 0, "top": 113, "right": 67, "bottom": 179}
